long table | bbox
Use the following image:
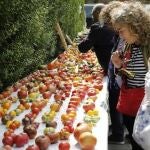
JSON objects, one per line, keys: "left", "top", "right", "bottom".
{"left": 0, "top": 50, "right": 109, "bottom": 150}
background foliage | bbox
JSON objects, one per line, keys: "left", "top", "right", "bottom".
{"left": 0, "top": 0, "right": 85, "bottom": 91}
{"left": 85, "top": 0, "right": 150, "bottom": 3}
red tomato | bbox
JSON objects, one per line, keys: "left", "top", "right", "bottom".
{"left": 2, "top": 136, "right": 14, "bottom": 146}
{"left": 26, "top": 145, "right": 40, "bottom": 150}
{"left": 15, "top": 133, "right": 29, "bottom": 147}
{"left": 42, "top": 91, "right": 51, "bottom": 99}
{"left": 39, "top": 85, "right": 47, "bottom": 93}
{"left": 63, "top": 120, "right": 73, "bottom": 126}
{"left": 69, "top": 100, "right": 79, "bottom": 106}
{"left": 68, "top": 104, "right": 77, "bottom": 109}
{"left": 64, "top": 125, "right": 74, "bottom": 133}
{"left": 83, "top": 101, "right": 95, "bottom": 113}
{"left": 32, "top": 107, "right": 40, "bottom": 114}
{"left": 4, "top": 130, "right": 13, "bottom": 137}
{"left": 63, "top": 126, "right": 70, "bottom": 132}
{"left": 59, "top": 142, "right": 70, "bottom": 150}
{"left": 17, "top": 90, "right": 28, "bottom": 99}
{"left": 87, "top": 89, "right": 96, "bottom": 96}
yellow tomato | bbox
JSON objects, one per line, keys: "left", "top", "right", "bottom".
{"left": 87, "top": 110, "right": 94, "bottom": 116}
{"left": 9, "top": 110, "right": 16, "bottom": 118}
{"left": 93, "top": 110, "right": 99, "bottom": 116}
{"left": 68, "top": 112, "right": 76, "bottom": 118}
{"left": 6, "top": 120, "right": 13, "bottom": 128}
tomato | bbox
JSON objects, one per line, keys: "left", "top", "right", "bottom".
{"left": 26, "top": 145, "right": 40, "bottom": 150}
{"left": 2, "top": 136, "right": 14, "bottom": 146}
{"left": 54, "top": 94, "right": 62, "bottom": 101}
{"left": 64, "top": 125, "right": 74, "bottom": 133}
{"left": 93, "top": 83, "right": 103, "bottom": 90}
{"left": 39, "top": 85, "right": 47, "bottom": 93}
{"left": 66, "top": 108, "right": 76, "bottom": 113}
{"left": 59, "top": 142, "right": 70, "bottom": 150}
{"left": 15, "top": 133, "right": 29, "bottom": 147}
{"left": 78, "top": 132, "right": 97, "bottom": 150}
{"left": 74, "top": 123, "right": 92, "bottom": 142}
{"left": 4, "top": 130, "right": 13, "bottom": 137}
{"left": 84, "top": 75, "right": 93, "bottom": 82}
{"left": 2, "top": 145, "right": 12, "bottom": 150}
{"left": 47, "top": 63, "right": 55, "bottom": 70}
{"left": 18, "top": 104, "right": 25, "bottom": 111}
{"left": 2, "top": 101, "right": 12, "bottom": 109}
{"left": 9, "top": 110, "right": 16, "bottom": 118}
{"left": 61, "top": 114, "right": 69, "bottom": 122}
{"left": 32, "top": 107, "right": 40, "bottom": 115}
{"left": 13, "top": 120, "right": 21, "bottom": 128}
{"left": 24, "top": 103, "right": 30, "bottom": 109}
{"left": 17, "top": 90, "right": 28, "bottom": 99}
{"left": 2, "top": 91, "right": 10, "bottom": 98}
{"left": 0, "top": 94, "right": 4, "bottom": 100}
{"left": 69, "top": 100, "right": 79, "bottom": 106}
{"left": 9, "top": 122, "right": 17, "bottom": 130}
{"left": 63, "top": 126, "right": 70, "bottom": 132}
{"left": 83, "top": 101, "right": 95, "bottom": 113}
{"left": 42, "top": 91, "right": 51, "bottom": 99}
{"left": 50, "top": 103, "right": 60, "bottom": 112}
{"left": 87, "top": 89, "right": 96, "bottom": 96}
{"left": 63, "top": 120, "right": 73, "bottom": 126}
{"left": 68, "top": 112, "right": 76, "bottom": 119}
{"left": 67, "top": 104, "right": 77, "bottom": 109}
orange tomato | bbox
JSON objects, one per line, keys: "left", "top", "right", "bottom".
{"left": 13, "top": 120, "right": 21, "bottom": 128}
{"left": 68, "top": 113, "right": 76, "bottom": 118}
{"left": 18, "top": 104, "right": 25, "bottom": 111}
{"left": 2, "top": 101, "right": 12, "bottom": 109}
{"left": 9, "top": 123, "right": 17, "bottom": 130}
{"left": 61, "top": 114, "right": 70, "bottom": 122}
{"left": 24, "top": 103, "right": 30, "bottom": 109}
{"left": 50, "top": 103, "right": 60, "bottom": 112}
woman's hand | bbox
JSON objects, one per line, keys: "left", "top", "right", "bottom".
{"left": 111, "top": 50, "right": 123, "bottom": 68}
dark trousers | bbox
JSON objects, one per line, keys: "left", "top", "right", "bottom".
{"left": 108, "top": 84, "right": 124, "bottom": 139}
{"left": 123, "top": 115, "right": 143, "bottom": 150}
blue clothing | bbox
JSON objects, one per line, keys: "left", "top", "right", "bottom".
{"left": 108, "top": 36, "right": 125, "bottom": 138}
{"left": 108, "top": 37, "right": 124, "bottom": 89}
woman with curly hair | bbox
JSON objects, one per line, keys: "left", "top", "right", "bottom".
{"left": 111, "top": 2, "right": 150, "bottom": 150}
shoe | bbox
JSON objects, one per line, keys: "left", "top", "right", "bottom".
{"left": 125, "top": 134, "right": 130, "bottom": 140}
{"left": 108, "top": 134, "right": 125, "bottom": 145}
{"left": 125, "top": 134, "right": 130, "bottom": 143}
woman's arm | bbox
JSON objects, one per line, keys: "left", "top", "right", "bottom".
{"left": 111, "top": 50, "right": 123, "bottom": 69}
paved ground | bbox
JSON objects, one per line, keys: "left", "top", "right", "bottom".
{"left": 109, "top": 140, "right": 132, "bottom": 150}
{"left": 108, "top": 125, "right": 132, "bottom": 150}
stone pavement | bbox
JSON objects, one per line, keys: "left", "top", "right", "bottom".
{"left": 108, "top": 125, "right": 132, "bottom": 150}
{"left": 109, "top": 141, "right": 132, "bottom": 150}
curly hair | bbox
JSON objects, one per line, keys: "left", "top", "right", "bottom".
{"left": 99, "top": 1, "right": 124, "bottom": 24}
{"left": 110, "top": 1, "right": 150, "bottom": 69}
{"left": 111, "top": 1, "right": 150, "bottom": 46}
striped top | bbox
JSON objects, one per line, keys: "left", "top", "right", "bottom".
{"left": 126, "top": 44, "right": 147, "bottom": 88}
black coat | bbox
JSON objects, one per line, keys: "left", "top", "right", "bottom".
{"left": 78, "top": 22, "right": 116, "bottom": 73}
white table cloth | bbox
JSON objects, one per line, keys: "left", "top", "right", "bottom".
{"left": 0, "top": 77, "right": 109, "bottom": 150}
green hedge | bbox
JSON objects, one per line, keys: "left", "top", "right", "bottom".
{"left": 0, "top": 0, "right": 85, "bottom": 91}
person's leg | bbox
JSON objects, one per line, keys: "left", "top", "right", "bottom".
{"left": 123, "top": 114, "right": 143, "bottom": 150}
{"left": 108, "top": 84, "right": 124, "bottom": 144}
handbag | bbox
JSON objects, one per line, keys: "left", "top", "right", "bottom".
{"left": 117, "top": 84, "right": 144, "bottom": 116}
{"left": 133, "top": 71, "right": 150, "bottom": 150}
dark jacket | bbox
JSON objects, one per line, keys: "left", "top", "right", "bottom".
{"left": 78, "top": 22, "right": 115, "bottom": 73}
